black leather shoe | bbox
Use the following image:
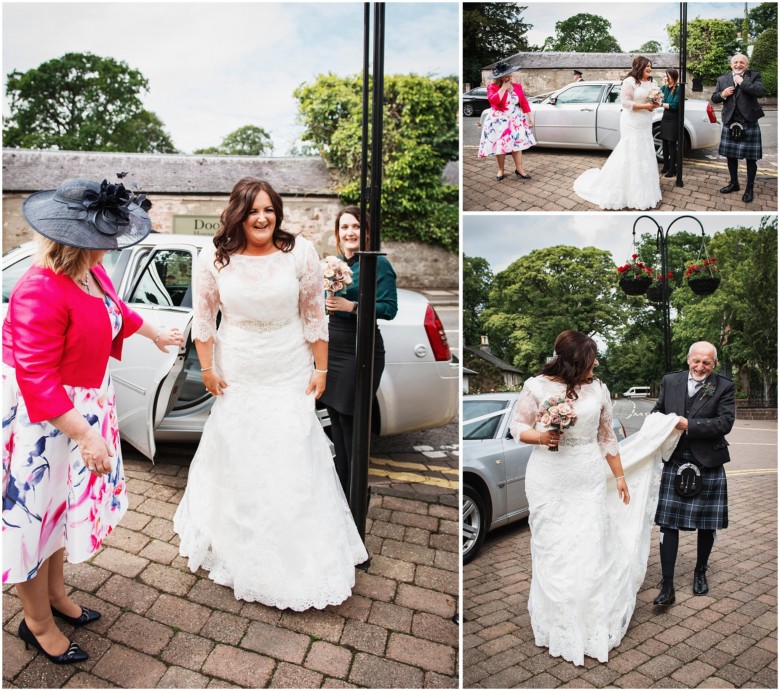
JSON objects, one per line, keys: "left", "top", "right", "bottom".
{"left": 720, "top": 182, "right": 740, "bottom": 194}
{"left": 660, "top": 166, "right": 669, "bottom": 175}
{"left": 742, "top": 187, "right": 754, "bottom": 203}
{"left": 653, "top": 583, "right": 676, "bottom": 606}
{"left": 664, "top": 170, "right": 677, "bottom": 178}
{"left": 18, "top": 620, "right": 88, "bottom": 664}
{"left": 515, "top": 170, "right": 531, "bottom": 180}
{"left": 496, "top": 174, "right": 506, "bottom": 182}
{"left": 693, "top": 568, "right": 709, "bottom": 595}
{"left": 51, "top": 605, "right": 101, "bottom": 628}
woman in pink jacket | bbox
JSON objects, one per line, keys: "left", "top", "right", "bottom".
{"left": 2, "top": 178, "right": 182, "bottom": 664}
{"left": 478, "top": 61, "right": 536, "bottom": 181}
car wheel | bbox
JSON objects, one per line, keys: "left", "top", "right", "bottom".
{"left": 463, "top": 483, "right": 487, "bottom": 564}
{"left": 652, "top": 123, "right": 664, "bottom": 162}
{"left": 463, "top": 103, "right": 475, "bottom": 117}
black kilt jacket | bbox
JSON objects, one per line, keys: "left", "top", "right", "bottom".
{"left": 651, "top": 371, "right": 736, "bottom": 467}
{"left": 711, "top": 70, "right": 765, "bottom": 125}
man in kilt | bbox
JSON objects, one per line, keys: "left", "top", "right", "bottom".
{"left": 711, "top": 53, "right": 765, "bottom": 203}
{"left": 651, "top": 342, "right": 735, "bottom": 606}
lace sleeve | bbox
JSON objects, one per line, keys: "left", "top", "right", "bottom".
{"left": 192, "top": 246, "right": 220, "bottom": 343}
{"left": 508, "top": 381, "right": 539, "bottom": 442}
{"left": 620, "top": 77, "right": 637, "bottom": 109}
{"left": 297, "top": 239, "right": 329, "bottom": 343}
{"left": 598, "top": 382, "right": 619, "bottom": 457}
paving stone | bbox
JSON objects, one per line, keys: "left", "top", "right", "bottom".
{"left": 322, "top": 678, "right": 358, "bottom": 688}
{"left": 2, "top": 632, "right": 35, "bottom": 679}
{"left": 270, "top": 662, "right": 324, "bottom": 688}
{"left": 671, "top": 659, "right": 718, "bottom": 686}
{"left": 391, "top": 510, "right": 439, "bottom": 532}
{"left": 414, "top": 564, "right": 458, "bottom": 596}
{"left": 396, "top": 583, "right": 456, "bottom": 619}
{"left": 327, "top": 593, "right": 372, "bottom": 623}
{"left": 157, "top": 666, "right": 210, "bottom": 689}
{"left": 160, "top": 632, "right": 215, "bottom": 670}
{"left": 139, "top": 562, "right": 197, "bottom": 597}
{"left": 411, "top": 612, "right": 458, "bottom": 647}
{"left": 381, "top": 539, "right": 436, "bottom": 566}
{"left": 368, "top": 554, "right": 416, "bottom": 583}
{"left": 352, "top": 571, "right": 397, "bottom": 602}
{"left": 279, "top": 608, "right": 346, "bottom": 644}
{"left": 340, "top": 620, "right": 388, "bottom": 655}
{"left": 139, "top": 538, "right": 180, "bottom": 564}
{"left": 63, "top": 672, "right": 118, "bottom": 688}
{"left": 241, "top": 620, "right": 311, "bottom": 663}
{"left": 102, "top": 524, "right": 151, "bottom": 553}
{"left": 349, "top": 652, "right": 424, "bottom": 689}
{"left": 187, "top": 578, "right": 244, "bottom": 614}
{"left": 12, "top": 654, "right": 76, "bottom": 689}
{"left": 91, "top": 547, "right": 149, "bottom": 577}
{"left": 136, "top": 497, "right": 178, "bottom": 520}
{"left": 95, "top": 574, "right": 160, "bottom": 614}
{"left": 240, "top": 601, "right": 283, "bottom": 624}
{"left": 62, "top": 561, "right": 112, "bottom": 593}
{"left": 108, "top": 611, "right": 174, "bottom": 655}
{"left": 200, "top": 610, "right": 249, "bottom": 646}
{"left": 386, "top": 632, "right": 455, "bottom": 675}
{"left": 202, "top": 644, "right": 275, "bottom": 687}
{"left": 381, "top": 496, "right": 429, "bottom": 516}
{"left": 305, "top": 640, "right": 353, "bottom": 678}
{"left": 368, "top": 601, "right": 414, "bottom": 634}
{"left": 146, "top": 593, "right": 210, "bottom": 634}
{"left": 91, "top": 644, "right": 166, "bottom": 688}
{"left": 404, "top": 526, "right": 432, "bottom": 546}
{"left": 143, "top": 516, "right": 176, "bottom": 542}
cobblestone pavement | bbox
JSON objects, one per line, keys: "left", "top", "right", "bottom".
{"left": 463, "top": 421, "right": 778, "bottom": 689}
{"left": 3, "top": 443, "right": 459, "bottom": 689}
{"left": 463, "top": 147, "right": 778, "bottom": 213}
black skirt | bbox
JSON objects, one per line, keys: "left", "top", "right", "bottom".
{"left": 320, "top": 318, "right": 385, "bottom": 416}
{"left": 660, "top": 109, "right": 679, "bottom": 142}
{"left": 655, "top": 454, "right": 728, "bottom": 530}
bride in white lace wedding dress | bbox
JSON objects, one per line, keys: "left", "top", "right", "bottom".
{"left": 174, "top": 178, "right": 367, "bottom": 610}
{"left": 510, "top": 331, "right": 681, "bottom": 666}
{"left": 573, "top": 56, "right": 663, "bottom": 210}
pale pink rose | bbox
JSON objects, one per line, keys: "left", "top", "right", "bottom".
{"left": 551, "top": 416, "right": 561, "bottom": 426}
{"left": 324, "top": 266, "right": 335, "bottom": 278}
{"left": 540, "top": 413, "right": 551, "bottom": 426}
{"left": 558, "top": 403, "right": 572, "bottom": 416}
{"left": 331, "top": 281, "right": 344, "bottom": 292}
{"left": 548, "top": 405, "right": 560, "bottom": 416}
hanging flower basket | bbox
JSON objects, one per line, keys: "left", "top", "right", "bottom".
{"left": 619, "top": 275, "right": 652, "bottom": 295}
{"left": 689, "top": 276, "right": 721, "bottom": 295}
{"left": 646, "top": 282, "right": 673, "bottom": 302}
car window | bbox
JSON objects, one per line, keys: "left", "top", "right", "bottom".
{"left": 554, "top": 84, "right": 604, "bottom": 105}
{"left": 606, "top": 84, "right": 621, "bottom": 103}
{"left": 469, "top": 87, "right": 487, "bottom": 97}
{"left": 2, "top": 255, "right": 35, "bottom": 303}
{"left": 463, "top": 399, "right": 511, "bottom": 440}
{"left": 127, "top": 249, "right": 193, "bottom": 308}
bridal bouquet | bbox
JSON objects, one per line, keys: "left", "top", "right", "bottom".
{"left": 321, "top": 255, "right": 354, "bottom": 314}
{"left": 537, "top": 395, "right": 578, "bottom": 452}
{"left": 647, "top": 85, "right": 663, "bottom": 106}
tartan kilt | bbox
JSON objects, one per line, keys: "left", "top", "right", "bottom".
{"left": 655, "top": 453, "right": 728, "bottom": 530}
{"left": 718, "top": 121, "right": 762, "bottom": 160}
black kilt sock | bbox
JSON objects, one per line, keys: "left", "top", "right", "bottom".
{"left": 727, "top": 157, "right": 739, "bottom": 184}
{"left": 696, "top": 529, "right": 715, "bottom": 571}
{"left": 746, "top": 159, "right": 758, "bottom": 187}
{"left": 660, "top": 527, "right": 679, "bottom": 585}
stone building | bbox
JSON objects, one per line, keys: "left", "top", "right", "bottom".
{"left": 463, "top": 336, "right": 523, "bottom": 393}
{"left": 2, "top": 149, "right": 457, "bottom": 288}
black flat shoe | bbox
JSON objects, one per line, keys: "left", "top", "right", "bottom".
{"left": 515, "top": 171, "right": 531, "bottom": 180}
{"left": 51, "top": 605, "right": 101, "bottom": 628}
{"left": 18, "top": 620, "right": 88, "bottom": 665}
{"left": 720, "top": 182, "right": 740, "bottom": 194}
{"left": 742, "top": 187, "right": 754, "bottom": 203}
{"left": 693, "top": 568, "right": 709, "bottom": 595}
{"left": 659, "top": 167, "right": 669, "bottom": 175}
{"left": 664, "top": 170, "right": 677, "bottom": 178}
{"left": 653, "top": 582, "right": 676, "bottom": 607}
{"left": 496, "top": 174, "right": 506, "bottom": 182}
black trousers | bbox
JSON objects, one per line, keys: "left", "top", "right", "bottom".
{"left": 327, "top": 407, "right": 354, "bottom": 497}
{"left": 662, "top": 139, "right": 678, "bottom": 172}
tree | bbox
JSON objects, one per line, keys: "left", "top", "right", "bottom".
{"left": 631, "top": 40, "right": 663, "bottom": 54}
{"left": 463, "top": 3, "right": 533, "bottom": 87}
{"left": 544, "top": 13, "right": 622, "bottom": 53}
{"left": 480, "top": 246, "right": 625, "bottom": 373}
{"left": 749, "top": 3, "right": 778, "bottom": 37}
{"left": 666, "top": 19, "right": 740, "bottom": 84}
{"left": 194, "top": 125, "right": 273, "bottom": 156}
{"left": 750, "top": 28, "right": 777, "bottom": 97}
{"left": 294, "top": 73, "right": 458, "bottom": 251}
{"left": 4, "top": 52, "right": 176, "bottom": 153}
{"left": 463, "top": 256, "right": 493, "bottom": 347}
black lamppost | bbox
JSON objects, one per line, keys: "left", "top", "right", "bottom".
{"left": 628, "top": 214, "right": 714, "bottom": 373}
{"left": 675, "top": 2, "right": 688, "bottom": 187}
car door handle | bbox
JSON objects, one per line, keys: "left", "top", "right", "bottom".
{"left": 580, "top": 108, "right": 594, "bottom": 111}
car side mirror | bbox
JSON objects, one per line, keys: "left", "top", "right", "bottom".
{"left": 549, "top": 96, "right": 557, "bottom": 105}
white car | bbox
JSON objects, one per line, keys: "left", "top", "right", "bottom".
{"left": 481, "top": 80, "right": 721, "bottom": 160}
{"left": 2, "top": 235, "right": 459, "bottom": 460}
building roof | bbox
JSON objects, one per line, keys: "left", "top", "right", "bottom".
{"left": 2, "top": 149, "right": 338, "bottom": 196}
{"left": 464, "top": 345, "right": 522, "bottom": 374}
{"left": 485, "top": 52, "right": 681, "bottom": 71}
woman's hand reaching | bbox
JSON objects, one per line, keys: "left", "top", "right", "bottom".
{"left": 616, "top": 477, "right": 630, "bottom": 505}
{"left": 324, "top": 295, "right": 356, "bottom": 314}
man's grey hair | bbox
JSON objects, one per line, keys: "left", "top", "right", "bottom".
{"left": 730, "top": 53, "right": 749, "bottom": 66}
{"left": 688, "top": 341, "right": 718, "bottom": 363}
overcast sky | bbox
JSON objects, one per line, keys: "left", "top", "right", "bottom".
{"left": 522, "top": 2, "right": 764, "bottom": 53}
{"left": 463, "top": 213, "right": 768, "bottom": 272}
{"left": 2, "top": 2, "right": 458, "bottom": 155}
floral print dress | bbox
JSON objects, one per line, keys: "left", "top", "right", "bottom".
{"left": 478, "top": 88, "right": 536, "bottom": 158}
{"left": 2, "top": 295, "right": 128, "bottom": 584}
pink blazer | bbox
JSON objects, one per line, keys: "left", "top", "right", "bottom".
{"left": 487, "top": 83, "right": 531, "bottom": 113}
{"left": 2, "top": 264, "right": 143, "bottom": 422}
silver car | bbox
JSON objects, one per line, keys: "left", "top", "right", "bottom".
{"left": 462, "top": 392, "right": 627, "bottom": 563}
{"left": 2, "top": 235, "right": 459, "bottom": 460}
{"left": 482, "top": 80, "right": 721, "bottom": 161}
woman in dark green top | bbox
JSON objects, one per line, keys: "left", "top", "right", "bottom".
{"left": 321, "top": 207, "right": 398, "bottom": 496}
{"left": 660, "top": 68, "right": 681, "bottom": 178}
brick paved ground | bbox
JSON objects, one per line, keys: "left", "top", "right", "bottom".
{"left": 463, "top": 147, "right": 778, "bottom": 213}
{"left": 463, "top": 468, "right": 777, "bottom": 688}
{"left": 3, "top": 448, "right": 459, "bottom": 689}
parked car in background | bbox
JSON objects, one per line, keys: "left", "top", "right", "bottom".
{"left": 526, "top": 80, "right": 720, "bottom": 161}
{"left": 462, "top": 86, "right": 490, "bottom": 117}
{"left": 462, "top": 392, "right": 628, "bottom": 563}
{"left": 623, "top": 386, "right": 651, "bottom": 398}
{"left": 2, "top": 235, "right": 459, "bottom": 461}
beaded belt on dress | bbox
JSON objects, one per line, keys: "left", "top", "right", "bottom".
{"left": 557, "top": 436, "right": 596, "bottom": 447}
{"left": 227, "top": 317, "right": 291, "bottom": 334}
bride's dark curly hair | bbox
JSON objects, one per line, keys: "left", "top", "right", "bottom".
{"left": 627, "top": 55, "right": 652, "bottom": 85}
{"left": 538, "top": 330, "right": 598, "bottom": 400}
{"left": 213, "top": 177, "right": 295, "bottom": 269}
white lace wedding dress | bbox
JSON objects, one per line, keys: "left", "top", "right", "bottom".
{"left": 510, "top": 376, "right": 682, "bottom": 666}
{"left": 173, "top": 238, "right": 368, "bottom": 610}
{"left": 573, "top": 77, "right": 663, "bottom": 210}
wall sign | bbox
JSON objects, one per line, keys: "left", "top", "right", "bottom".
{"left": 173, "top": 215, "right": 222, "bottom": 236}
